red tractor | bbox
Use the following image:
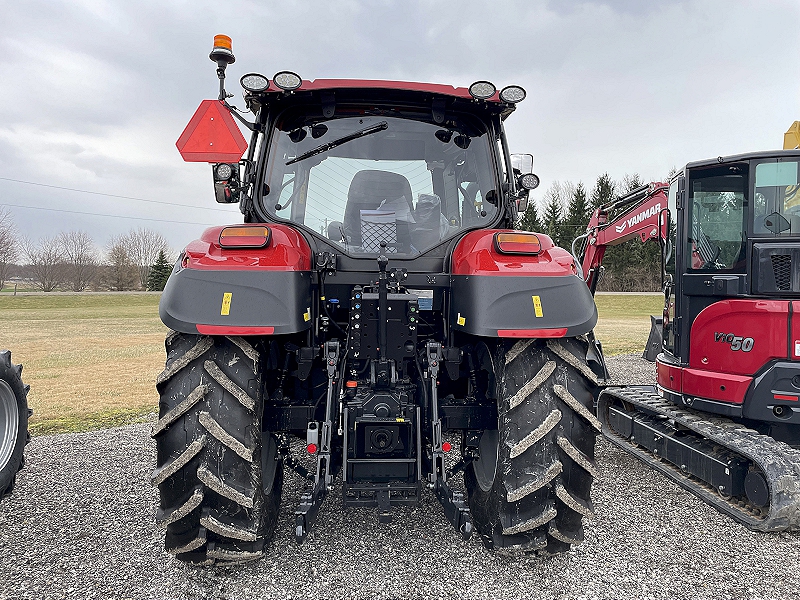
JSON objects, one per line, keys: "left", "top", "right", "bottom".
{"left": 152, "top": 36, "right": 607, "bottom": 564}
{"left": 577, "top": 159, "right": 800, "bottom": 531}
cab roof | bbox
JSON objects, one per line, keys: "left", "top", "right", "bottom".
{"left": 686, "top": 149, "right": 800, "bottom": 170}
{"left": 290, "top": 79, "right": 502, "bottom": 103}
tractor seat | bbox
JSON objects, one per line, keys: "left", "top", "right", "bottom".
{"left": 344, "top": 170, "right": 415, "bottom": 250}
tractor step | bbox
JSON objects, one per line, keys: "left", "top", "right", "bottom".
{"left": 598, "top": 386, "right": 800, "bottom": 532}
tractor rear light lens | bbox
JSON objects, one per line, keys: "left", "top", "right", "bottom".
{"left": 240, "top": 73, "right": 270, "bottom": 93}
{"left": 499, "top": 85, "right": 526, "bottom": 103}
{"left": 273, "top": 71, "right": 302, "bottom": 91}
{"left": 442, "top": 442, "right": 452, "bottom": 453}
{"left": 307, "top": 443, "right": 318, "bottom": 454}
{"left": 219, "top": 226, "right": 271, "bottom": 248}
{"left": 494, "top": 232, "right": 542, "bottom": 255}
{"left": 469, "top": 81, "right": 496, "bottom": 100}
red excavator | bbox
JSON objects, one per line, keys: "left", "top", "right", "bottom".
{"left": 576, "top": 152, "right": 800, "bottom": 531}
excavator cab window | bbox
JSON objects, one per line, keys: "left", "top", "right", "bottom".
{"left": 752, "top": 160, "right": 800, "bottom": 236}
{"left": 686, "top": 166, "right": 747, "bottom": 272}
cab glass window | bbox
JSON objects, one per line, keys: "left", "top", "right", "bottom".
{"left": 753, "top": 160, "right": 800, "bottom": 236}
{"left": 686, "top": 166, "right": 746, "bottom": 271}
{"left": 260, "top": 114, "right": 499, "bottom": 256}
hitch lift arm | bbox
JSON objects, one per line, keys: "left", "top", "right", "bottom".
{"left": 295, "top": 340, "right": 340, "bottom": 543}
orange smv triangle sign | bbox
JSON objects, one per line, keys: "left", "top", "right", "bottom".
{"left": 176, "top": 100, "right": 248, "bottom": 162}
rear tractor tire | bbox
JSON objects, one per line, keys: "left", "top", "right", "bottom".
{"left": 0, "top": 350, "right": 30, "bottom": 501}
{"left": 152, "top": 332, "right": 282, "bottom": 565}
{"left": 465, "top": 337, "right": 604, "bottom": 555}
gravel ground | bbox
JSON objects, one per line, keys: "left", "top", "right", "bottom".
{"left": 1, "top": 354, "right": 799, "bottom": 600}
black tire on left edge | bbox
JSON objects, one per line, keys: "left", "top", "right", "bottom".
{"left": 0, "top": 350, "right": 30, "bottom": 500}
{"left": 465, "top": 337, "right": 603, "bottom": 555}
{"left": 152, "top": 332, "right": 282, "bottom": 565}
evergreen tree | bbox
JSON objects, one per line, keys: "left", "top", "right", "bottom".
{"left": 590, "top": 173, "right": 616, "bottom": 209}
{"left": 541, "top": 183, "right": 564, "bottom": 247}
{"left": 563, "top": 182, "right": 590, "bottom": 247}
{"left": 147, "top": 250, "right": 172, "bottom": 291}
{"left": 517, "top": 195, "right": 542, "bottom": 233}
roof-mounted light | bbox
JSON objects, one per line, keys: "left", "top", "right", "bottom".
{"left": 209, "top": 34, "right": 235, "bottom": 66}
{"left": 219, "top": 226, "right": 271, "bottom": 249}
{"left": 273, "top": 71, "right": 302, "bottom": 91}
{"left": 500, "top": 85, "right": 526, "bottom": 104}
{"left": 240, "top": 73, "right": 270, "bottom": 93}
{"left": 469, "top": 81, "right": 496, "bottom": 100}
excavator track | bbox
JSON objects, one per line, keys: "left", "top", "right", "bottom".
{"left": 597, "top": 386, "right": 800, "bottom": 532}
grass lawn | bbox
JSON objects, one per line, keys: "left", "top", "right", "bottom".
{"left": 594, "top": 294, "right": 664, "bottom": 356}
{"left": 0, "top": 295, "right": 169, "bottom": 435}
{"left": 0, "top": 293, "right": 662, "bottom": 435}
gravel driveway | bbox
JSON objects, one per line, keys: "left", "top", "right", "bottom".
{"left": 1, "top": 355, "right": 798, "bottom": 600}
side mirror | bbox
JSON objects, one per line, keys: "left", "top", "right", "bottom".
{"left": 510, "top": 153, "right": 537, "bottom": 214}
{"left": 212, "top": 162, "right": 241, "bottom": 204}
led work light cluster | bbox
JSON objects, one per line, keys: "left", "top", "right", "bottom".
{"left": 239, "top": 70, "right": 303, "bottom": 93}
{"left": 468, "top": 81, "right": 527, "bottom": 104}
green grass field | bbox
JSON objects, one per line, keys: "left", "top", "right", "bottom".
{"left": 0, "top": 293, "right": 662, "bottom": 435}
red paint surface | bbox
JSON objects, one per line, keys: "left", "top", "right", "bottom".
{"left": 452, "top": 230, "right": 577, "bottom": 276}
{"left": 184, "top": 224, "right": 311, "bottom": 271}
{"left": 657, "top": 358, "right": 682, "bottom": 394}
{"left": 497, "top": 328, "right": 567, "bottom": 338}
{"left": 792, "top": 302, "right": 800, "bottom": 359}
{"left": 689, "top": 300, "right": 789, "bottom": 374}
{"left": 682, "top": 368, "right": 752, "bottom": 404}
{"left": 176, "top": 100, "right": 248, "bottom": 163}
{"left": 289, "top": 79, "right": 502, "bottom": 102}
{"left": 196, "top": 325, "right": 275, "bottom": 336}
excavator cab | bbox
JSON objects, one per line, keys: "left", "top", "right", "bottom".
{"left": 660, "top": 151, "right": 800, "bottom": 413}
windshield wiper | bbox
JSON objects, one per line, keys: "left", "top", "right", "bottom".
{"left": 285, "top": 121, "right": 388, "bottom": 165}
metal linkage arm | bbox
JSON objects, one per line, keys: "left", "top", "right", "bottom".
{"left": 426, "top": 341, "right": 473, "bottom": 540}
{"left": 295, "top": 340, "right": 340, "bottom": 543}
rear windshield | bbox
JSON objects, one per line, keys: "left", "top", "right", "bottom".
{"left": 259, "top": 114, "right": 499, "bottom": 256}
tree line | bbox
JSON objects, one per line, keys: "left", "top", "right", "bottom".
{"left": 517, "top": 172, "right": 665, "bottom": 292}
{"left": 0, "top": 209, "right": 173, "bottom": 292}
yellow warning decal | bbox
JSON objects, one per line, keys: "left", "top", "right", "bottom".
{"left": 396, "top": 418, "right": 405, "bottom": 423}
{"left": 532, "top": 295, "right": 543, "bottom": 317}
{"left": 220, "top": 292, "right": 232, "bottom": 316}
{"left": 303, "top": 308, "right": 311, "bottom": 322}
{"left": 457, "top": 313, "right": 466, "bottom": 326}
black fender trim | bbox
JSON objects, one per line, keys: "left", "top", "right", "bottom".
{"left": 159, "top": 268, "right": 312, "bottom": 335}
{"left": 450, "top": 274, "right": 597, "bottom": 337}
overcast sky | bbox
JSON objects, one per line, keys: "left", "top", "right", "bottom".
{"left": 1, "top": 0, "right": 798, "bottom": 253}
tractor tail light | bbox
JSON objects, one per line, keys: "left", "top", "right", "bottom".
{"left": 219, "top": 226, "right": 271, "bottom": 248}
{"left": 494, "top": 232, "right": 542, "bottom": 255}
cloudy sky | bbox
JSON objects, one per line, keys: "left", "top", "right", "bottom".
{"left": 1, "top": 0, "right": 798, "bottom": 252}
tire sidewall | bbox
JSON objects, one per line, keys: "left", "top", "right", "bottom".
{"left": 0, "top": 361, "right": 28, "bottom": 497}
